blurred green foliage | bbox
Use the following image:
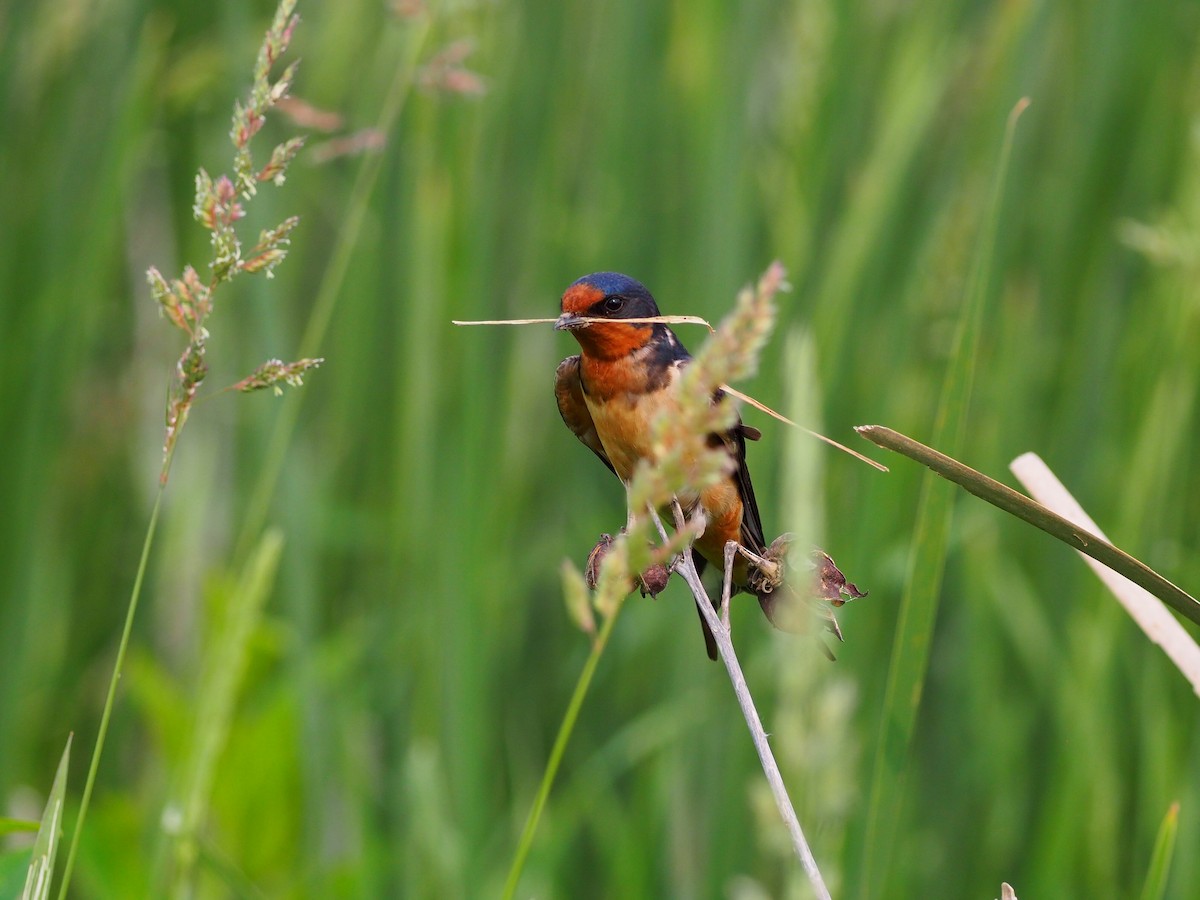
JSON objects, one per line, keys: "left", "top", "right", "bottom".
{"left": 1, "top": 0, "right": 1199, "bottom": 896}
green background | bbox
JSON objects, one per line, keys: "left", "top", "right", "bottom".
{"left": 2, "top": 0, "right": 1199, "bottom": 896}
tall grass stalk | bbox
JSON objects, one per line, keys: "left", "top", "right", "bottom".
{"left": 54, "top": 487, "right": 162, "bottom": 900}
{"left": 857, "top": 98, "right": 1027, "bottom": 899}
{"left": 53, "top": 3, "right": 310, "bottom": 894}
{"left": 501, "top": 602, "right": 626, "bottom": 900}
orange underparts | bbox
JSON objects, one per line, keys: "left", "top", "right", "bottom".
{"left": 580, "top": 344, "right": 658, "bottom": 400}
{"left": 692, "top": 480, "right": 751, "bottom": 584}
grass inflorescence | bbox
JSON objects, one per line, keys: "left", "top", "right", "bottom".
{"left": 50, "top": 3, "right": 317, "bottom": 896}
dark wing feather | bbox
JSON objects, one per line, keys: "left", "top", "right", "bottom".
{"left": 710, "top": 384, "right": 767, "bottom": 556}
{"left": 555, "top": 355, "right": 616, "bottom": 477}
{"left": 729, "top": 423, "right": 767, "bottom": 555}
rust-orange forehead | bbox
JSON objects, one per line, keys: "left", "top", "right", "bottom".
{"left": 561, "top": 282, "right": 604, "bottom": 315}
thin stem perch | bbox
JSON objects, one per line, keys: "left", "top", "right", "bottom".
{"left": 654, "top": 505, "right": 831, "bottom": 900}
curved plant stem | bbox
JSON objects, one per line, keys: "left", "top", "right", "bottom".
{"left": 501, "top": 604, "right": 624, "bottom": 900}
{"left": 857, "top": 426, "right": 1200, "bottom": 624}
{"left": 56, "top": 485, "right": 165, "bottom": 900}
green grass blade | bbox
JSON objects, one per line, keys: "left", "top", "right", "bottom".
{"left": 857, "top": 99, "right": 1029, "bottom": 900}
{"left": 165, "top": 530, "right": 284, "bottom": 894}
{"left": 0, "top": 819, "right": 39, "bottom": 837}
{"left": 22, "top": 735, "right": 71, "bottom": 900}
{"left": 1139, "top": 801, "right": 1180, "bottom": 900}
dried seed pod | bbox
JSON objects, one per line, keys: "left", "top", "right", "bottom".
{"left": 637, "top": 564, "right": 672, "bottom": 598}
{"left": 584, "top": 533, "right": 614, "bottom": 590}
{"left": 813, "top": 550, "right": 868, "bottom": 607}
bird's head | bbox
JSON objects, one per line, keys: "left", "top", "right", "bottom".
{"left": 555, "top": 272, "right": 661, "bottom": 360}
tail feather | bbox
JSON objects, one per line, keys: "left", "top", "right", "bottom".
{"left": 690, "top": 546, "right": 860, "bottom": 662}
{"left": 695, "top": 601, "right": 718, "bottom": 660}
{"left": 691, "top": 549, "right": 719, "bottom": 660}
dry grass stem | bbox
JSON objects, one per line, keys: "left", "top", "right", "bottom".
{"left": 451, "top": 315, "right": 715, "bottom": 331}
{"left": 721, "top": 540, "right": 737, "bottom": 630}
{"left": 1010, "top": 453, "right": 1200, "bottom": 697}
{"left": 720, "top": 384, "right": 889, "bottom": 472}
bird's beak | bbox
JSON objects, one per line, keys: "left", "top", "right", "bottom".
{"left": 554, "top": 312, "right": 586, "bottom": 331}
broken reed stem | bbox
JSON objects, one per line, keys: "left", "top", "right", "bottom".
{"left": 856, "top": 424, "right": 1200, "bottom": 626}
{"left": 1010, "top": 453, "right": 1200, "bottom": 696}
{"left": 651, "top": 505, "right": 832, "bottom": 900}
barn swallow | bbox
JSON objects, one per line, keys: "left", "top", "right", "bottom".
{"left": 553, "top": 272, "right": 832, "bottom": 659}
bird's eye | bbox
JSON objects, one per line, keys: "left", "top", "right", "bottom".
{"left": 603, "top": 296, "right": 624, "bottom": 314}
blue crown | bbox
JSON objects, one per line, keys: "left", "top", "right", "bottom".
{"left": 571, "top": 272, "right": 655, "bottom": 304}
